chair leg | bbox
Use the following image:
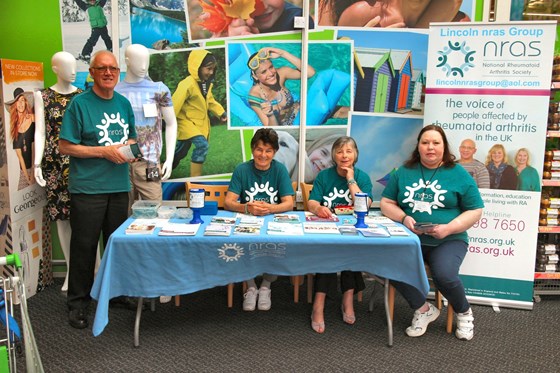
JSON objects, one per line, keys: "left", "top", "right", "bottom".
{"left": 292, "top": 275, "right": 301, "bottom": 303}
{"left": 368, "top": 281, "right": 377, "bottom": 312}
{"left": 388, "top": 285, "right": 395, "bottom": 322}
{"left": 307, "top": 274, "right": 313, "bottom": 304}
{"left": 174, "top": 295, "right": 180, "bottom": 307}
{"left": 435, "top": 290, "right": 443, "bottom": 310}
{"left": 446, "top": 304, "right": 454, "bottom": 333}
{"left": 227, "top": 283, "right": 234, "bottom": 308}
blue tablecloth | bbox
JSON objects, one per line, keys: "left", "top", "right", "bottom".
{"left": 91, "top": 211, "right": 428, "bottom": 336}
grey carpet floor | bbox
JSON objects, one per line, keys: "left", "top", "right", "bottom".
{"left": 19, "top": 277, "right": 560, "bottom": 372}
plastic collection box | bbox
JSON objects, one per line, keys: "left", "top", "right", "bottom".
{"left": 132, "top": 200, "right": 216, "bottom": 219}
{"left": 157, "top": 205, "right": 176, "bottom": 219}
{"left": 131, "top": 200, "right": 161, "bottom": 218}
{"left": 157, "top": 205, "right": 193, "bottom": 219}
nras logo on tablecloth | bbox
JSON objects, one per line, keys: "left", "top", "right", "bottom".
{"left": 218, "top": 243, "right": 244, "bottom": 262}
{"left": 216, "top": 242, "right": 288, "bottom": 262}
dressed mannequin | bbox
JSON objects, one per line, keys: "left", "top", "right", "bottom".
{"left": 116, "top": 44, "right": 177, "bottom": 190}
{"left": 116, "top": 44, "right": 178, "bottom": 304}
{"left": 34, "top": 51, "right": 99, "bottom": 292}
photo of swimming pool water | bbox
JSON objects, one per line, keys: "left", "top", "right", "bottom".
{"left": 130, "top": 7, "right": 186, "bottom": 49}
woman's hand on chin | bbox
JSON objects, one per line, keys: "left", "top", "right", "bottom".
{"left": 338, "top": 166, "right": 354, "bottom": 179}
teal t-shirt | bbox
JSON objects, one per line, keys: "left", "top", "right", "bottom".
{"left": 228, "top": 159, "right": 294, "bottom": 204}
{"left": 382, "top": 163, "right": 484, "bottom": 245}
{"left": 60, "top": 89, "right": 137, "bottom": 194}
{"left": 516, "top": 165, "right": 541, "bottom": 192}
{"left": 309, "top": 166, "right": 373, "bottom": 209}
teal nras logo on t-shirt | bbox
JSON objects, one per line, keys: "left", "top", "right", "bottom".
{"left": 322, "top": 187, "right": 352, "bottom": 209}
{"left": 96, "top": 112, "right": 130, "bottom": 145}
{"left": 403, "top": 179, "right": 448, "bottom": 214}
{"left": 245, "top": 181, "right": 279, "bottom": 204}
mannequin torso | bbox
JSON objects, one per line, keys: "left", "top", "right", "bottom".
{"left": 115, "top": 44, "right": 177, "bottom": 185}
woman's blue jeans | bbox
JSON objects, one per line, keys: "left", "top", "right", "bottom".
{"left": 391, "top": 240, "right": 470, "bottom": 313}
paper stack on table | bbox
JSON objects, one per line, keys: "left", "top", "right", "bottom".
{"left": 159, "top": 223, "right": 200, "bottom": 236}
{"left": 273, "top": 213, "right": 301, "bottom": 223}
{"left": 125, "top": 219, "right": 157, "bottom": 235}
{"left": 267, "top": 222, "right": 304, "bottom": 235}
{"left": 233, "top": 225, "right": 261, "bottom": 235}
{"left": 357, "top": 226, "right": 390, "bottom": 238}
{"left": 204, "top": 224, "right": 233, "bottom": 236}
{"left": 304, "top": 211, "right": 339, "bottom": 222}
{"left": 303, "top": 222, "right": 340, "bottom": 234}
{"left": 211, "top": 216, "right": 237, "bottom": 225}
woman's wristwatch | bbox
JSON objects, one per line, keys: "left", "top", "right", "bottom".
{"left": 347, "top": 178, "right": 357, "bottom": 186}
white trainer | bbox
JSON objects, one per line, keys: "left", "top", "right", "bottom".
{"left": 257, "top": 287, "right": 271, "bottom": 311}
{"left": 159, "top": 296, "right": 172, "bottom": 304}
{"left": 406, "top": 303, "right": 440, "bottom": 337}
{"left": 455, "top": 308, "right": 474, "bottom": 341}
{"left": 243, "top": 288, "right": 258, "bottom": 311}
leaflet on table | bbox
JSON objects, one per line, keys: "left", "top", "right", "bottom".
{"left": 357, "top": 226, "right": 390, "bottom": 238}
{"left": 235, "top": 214, "right": 265, "bottom": 226}
{"left": 303, "top": 222, "right": 340, "bottom": 234}
{"left": 210, "top": 216, "right": 237, "bottom": 225}
{"left": 204, "top": 223, "right": 232, "bottom": 236}
{"left": 365, "top": 215, "right": 394, "bottom": 225}
{"left": 386, "top": 226, "right": 409, "bottom": 236}
{"left": 125, "top": 219, "right": 158, "bottom": 234}
{"left": 304, "top": 211, "right": 340, "bottom": 222}
{"left": 273, "top": 213, "right": 300, "bottom": 223}
{"left": 158, "top": 223, "right": 201, "bottom": 236}
{"left": 267, "top": 222, "right": 304, "bottom": 235}
{"left": 338, "top": 226, "right": 358, "bottom": 235}
{"left": 340, "top": 216, "right": 357, "bottom": 225}
{"left": 233, "top": 224, "right": 262, "bottom": 235}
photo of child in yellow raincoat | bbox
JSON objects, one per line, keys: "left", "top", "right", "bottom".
{"left": 172, "top": 49, "right": 227, "bottom": 176}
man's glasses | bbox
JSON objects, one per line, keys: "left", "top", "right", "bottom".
{"left": 248, "top": 49, "right": 271, "bottom": 71}
{"left": 92, "top": 66, "right": 120, "bottom": 73}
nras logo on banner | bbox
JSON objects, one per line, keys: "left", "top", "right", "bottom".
{"left": 436, "top": 41, "right": 476, "bottom": 78}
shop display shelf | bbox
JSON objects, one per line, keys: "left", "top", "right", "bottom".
{"left": 534, "top": 272, "right": 560, "bottom": 280}
{"left": 535, "top": 76, "right": 560, "bottom": 300}
{"left": 542, "top": 180, "right": 560, "bottom": 187}
{"left": 533, "top": 277, "right": 560, "bottom": 302}
{"left": 538, "top": 226, "right": 560, "bottom": 233}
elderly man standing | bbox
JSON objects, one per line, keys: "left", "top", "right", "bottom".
{"left": 60, "top": 50, "right": 137, "bottom": 329}
{"left": 458, "top": 139, "right": 490, "bottom": 189}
